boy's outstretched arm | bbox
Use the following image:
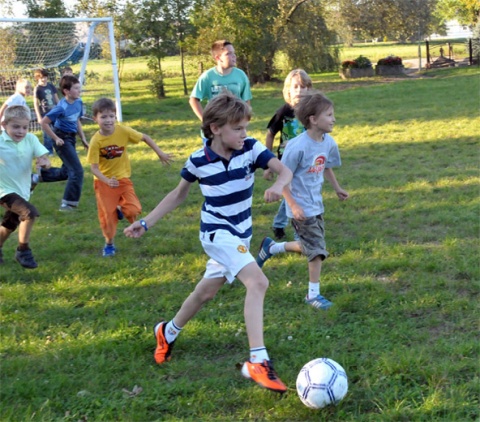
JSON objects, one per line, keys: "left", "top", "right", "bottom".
{"left": 264, "top": 157, "right": 292, "bottom": 203}
{"left": 324, "top": 168, "right": 349, "bottom": 201}
{"left": 124, "top": 178, "right": 191, "bottom": 238}
{"left": 77, "top": 119, "right": 89, "bottom": 149}
{"left": 263, "top": 130, "right": 275, "bottom": 181}
{"left": 141, "top": 134, "right": 174, "bottom": 165}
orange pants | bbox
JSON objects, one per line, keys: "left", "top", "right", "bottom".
{"left": 94, "top": 178, "right": 141, "bottom": 242}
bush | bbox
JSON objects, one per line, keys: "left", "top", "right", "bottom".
{"left": 377, "top": 55, "right": 403, "bottom": 66}
{"left": 341, "top": 55, "right": 372, "bottom": 69}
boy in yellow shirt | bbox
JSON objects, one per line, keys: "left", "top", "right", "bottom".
{"left": 86, "top": 98, "right": 173, "bottom": 257}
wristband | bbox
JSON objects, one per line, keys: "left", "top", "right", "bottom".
{"left": 139, "top": 219, "right": 148, "bottom": 231}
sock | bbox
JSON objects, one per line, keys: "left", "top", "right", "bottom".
{"left": 164, "top": 320, "right": 182, "bottom": 344}
{"left": 250, "top": 347, "right": 269, "bottom": 363}
{"left": 270, "top": 242, "right": 286, "bottom": 255}
{"left": 308, "top": 282, "right": 320, "bottom": 300}
{"left": 17, "top": 243, "right": 29, "bottom": 251}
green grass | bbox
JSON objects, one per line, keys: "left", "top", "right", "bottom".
{"left": 1, "top": 63, "right": 479, "bottom": 421}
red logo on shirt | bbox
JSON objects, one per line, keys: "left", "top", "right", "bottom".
{"left": 307, "top": 155, "right": 326, "bottom": 174}
{"left": 100, "top": 145, "right": 124, "bottom": 159}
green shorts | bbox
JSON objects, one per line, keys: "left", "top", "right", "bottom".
{"left": 291, "top": 214, "right": 328, "bottom": 262}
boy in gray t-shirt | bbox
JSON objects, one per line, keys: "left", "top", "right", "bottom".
{"left": 256, "top": 90, "right": 349, "bottom": 310}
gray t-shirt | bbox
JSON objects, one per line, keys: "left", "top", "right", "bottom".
{"left": 281, "top": 131, "right": 341, "bottom": 218}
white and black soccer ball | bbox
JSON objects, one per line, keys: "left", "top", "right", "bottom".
{"left": 296, "top": 358, "right": 348, "bottom": 409}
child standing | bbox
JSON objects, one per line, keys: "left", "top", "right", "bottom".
{"left": 0, "top": 78, "right": 32, "bottom": 124}
{"left": 33, "top": 68, "right": 59, "bottom": 156}
{"left": 189, "top": 40, "right": 252, "bottom": 121}
{"left": 39, "top": 75, "right": 89, "bottom": 212}
{"left": 264, "top": 69, "right": 312, "bottom": 240}
{"left": 0, "top": 105, "right": 51, "bottom": 268}
{"left": 124, "top": 92, "right": 292, "bottom": 393}
{"left": 87, "top": 98, "right": 173, "bottom": 257}
{"left": 256, "top": 91, "right": 349, "bottom": 310}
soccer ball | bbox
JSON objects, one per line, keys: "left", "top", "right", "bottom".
{"left": 296, "top": 358, "right": 348, "bottom": 409}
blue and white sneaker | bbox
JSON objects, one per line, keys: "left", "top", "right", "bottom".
{"left": 256, "top": 237, "right": 275, "bottom": 268}
{"left": 305, "top": 294, "right": 333, "bottom": 310}
{"left": 103, "top": 244, "right": 116, "bottom": 257}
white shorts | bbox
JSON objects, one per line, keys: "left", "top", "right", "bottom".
{"left": 200, "top": 229, "right": 255, "bottom": 284}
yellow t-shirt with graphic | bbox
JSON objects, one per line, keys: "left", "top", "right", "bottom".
{"left": 87, "top": 124, "right": 143, "bottom": 180}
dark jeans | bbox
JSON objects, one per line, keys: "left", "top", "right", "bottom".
{"left": 40, "top": 131, "right": 84, "bottom": 206}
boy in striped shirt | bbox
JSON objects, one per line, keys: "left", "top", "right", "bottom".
{"left": 124, "top": 92, "right": 292, "bottom": 393}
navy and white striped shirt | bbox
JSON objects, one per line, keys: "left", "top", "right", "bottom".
{"left": 181, "top": 138, "right": 275, "bottom": 239}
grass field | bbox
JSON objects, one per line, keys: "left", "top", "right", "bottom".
{"left": 0, "top": 54, "right": 479, "bottom": 421}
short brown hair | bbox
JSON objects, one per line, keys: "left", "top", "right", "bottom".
{"left": 294, "top": 90, "right": 333, "bottom": 129}
{"left": 59, "top": 75, "right": 80, "bottom": 94}
{"left": 34, "top": 68, "right": 49, "bottom": 80}
{"left": 201, "top": 92, "right": 251, "bottom": 141}
{"left": 283, "top": 69, "right": 313, "bottom": 104}
{"left": 92, "top": 97, "right": 116, "bottom": 116}
{"left": 211, "top": 40, "right": 232, "bottom": 60}
{"left": 3, "top": 105, "right": 31, "bottom": 123}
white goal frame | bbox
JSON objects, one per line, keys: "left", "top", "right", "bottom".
{"left": 0, "top": 17, "right": 122, "bottom": 121}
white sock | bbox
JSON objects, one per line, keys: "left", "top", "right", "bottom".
{"left": 160, "top": 320, "right": 182, "bottom": 344}
{"left": 308, "top": 282, "right": 320, "bottom": 300}
{"left": 250, "top": 347, "right": 269, "bottom": 363}
{"left": 270, "top": 242, "right": 286, "bottom": 255}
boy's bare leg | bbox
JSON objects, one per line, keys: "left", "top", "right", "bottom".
{"left": 237, "top": 261, "right": 287, "bottom": 393}
{"left": 285, "top": 240, "right": 302, "bottom": 253}
{"left": 308, "top": 256, "right": 322, "bottom": 283}
{"left": 236, "top": 262, "right": 269, "bottom": 348}
{"left": 17, "top": 218, "right": 35, "bottom": 245}
{"left": 173, "top": 276, "right": 225, "bottom": 327}
{"left": 0, "top": 226, "right": 13, "bottom": 247}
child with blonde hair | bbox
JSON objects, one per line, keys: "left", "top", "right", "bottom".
{"left": 0, "top": 78, "right": 32, "bottom": 124}
{"left": 0, "top": 105, "right": 51, "bottom": 268}
{"left": 264, "top": 69, "right": 313, "bottom": 240}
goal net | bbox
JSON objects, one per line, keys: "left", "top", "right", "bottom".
{"left": 0, "top": 17, "right": 122, "bottom": 131}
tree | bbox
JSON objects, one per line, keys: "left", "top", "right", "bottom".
{"left": 332, "top": 0, "right": 441, "bottom": 42}
{"left": 435, "top": 0, "right": 479, "bottom": 27}
{"left": 190, "top": 0, "right": 338, "bottom": 83}
{"left": 120, "top": 0, "right": 176, "bottom": 98}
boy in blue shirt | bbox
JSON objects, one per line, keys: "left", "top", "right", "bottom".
{"left": 0, "top": 105, "right": 51, "bottom": 268}
{"left": 124, "top": 92, "right": 292, "bottom": 393}
{"left": 39, "top": 75, "right": 89, "bottom": 211}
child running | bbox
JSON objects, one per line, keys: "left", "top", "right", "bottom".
{"left": 256, "top": 90, "right": 349, "bottom": 310}
{"left": 38, "top": 75, "right": 89, "bottom": 211}
{"left": 87, "top": 98, "right": 173, "bottom": 257}
{"left": 264, "top": 69, "right": 312, "bottom": 240}
{"left": 0, "top": 106, "right": 51, "bottom": 268}
{"left": 124, "top": 92, "right": 292, "bottom": 393}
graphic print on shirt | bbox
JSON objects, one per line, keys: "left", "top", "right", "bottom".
{"left": 210, "top": 83, "right": 240, "bottom": 98}
{"left": 307, "top": 154, "right": 326, "bottom": 174}
{"left": 100, "top": 145, "right": 125, "bottom": 159}
{"left": 242, "top": 159, "right": 253, "bottom": 181}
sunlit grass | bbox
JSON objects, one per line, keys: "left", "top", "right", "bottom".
{"left": 0, "top": 65, "right": 479, "bottom": 421}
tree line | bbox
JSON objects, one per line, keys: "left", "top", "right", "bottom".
{"left": 1, "top": 0, "right": 478, "bottom": 97}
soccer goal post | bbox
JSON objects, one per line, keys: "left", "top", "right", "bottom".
{"left": 0, "top": 17, "right": 122, "bottom": 130}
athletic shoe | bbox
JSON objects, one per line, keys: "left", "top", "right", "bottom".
{"left": 256, "top": 237, "right": 275, "bottom": 268}
{"left": 241, "top": 360, "right": 287, "bottom": 393}
{"left": 59, "top": 204, "right": 77, "bottom": 212}
{"left": 305, "top": 294, "right": 333, "bottom": 310}
{"left": 15, "top": 249, "right": 38, "bottom": 269}
{"left": 272, "top": 227, "right": 286, "bottom": 240}
{"left": 153, "top": 322, "right": 175, "bottom": 364}
{"left": 116, "top": 206, "right": 124, "bottom": 221}
{"left": 102, "top": 244, "right": 116, "bottom": 257}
